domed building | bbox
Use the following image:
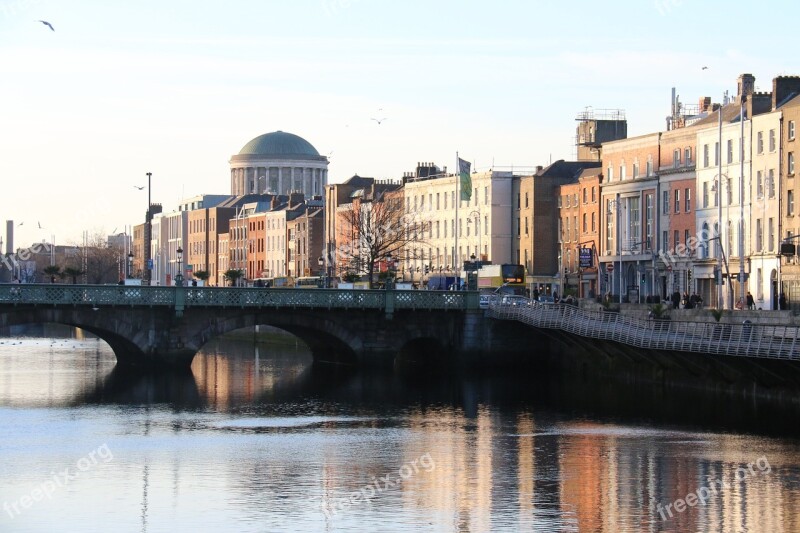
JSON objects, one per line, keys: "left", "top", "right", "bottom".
{"left": 229, "top": 131, "right": 329, "bottom": 196}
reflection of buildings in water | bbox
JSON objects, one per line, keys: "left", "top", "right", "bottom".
{"left": 515, "top": 415, "right": 535, "bottom": 528}
{"left": 192, "top": 330, "right": 313, "bottom": 409}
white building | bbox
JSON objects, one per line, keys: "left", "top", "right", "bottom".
{"left": 229, "top": 131, "right": 329, "bottom": 197}
{"left": 400, "top": 169, "right": 514, "bottom": 278}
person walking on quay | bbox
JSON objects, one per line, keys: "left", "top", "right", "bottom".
{"left": 746, "top": 292, "right": 755, "bottom": 310}
{"left": 671, "top": 290, "right": 681, "bottom": 309}
{"left": 779, "top": 292, "right": 788, "bottom": 310}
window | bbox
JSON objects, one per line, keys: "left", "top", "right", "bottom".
{"left": 685, "top": 188, "right": 691, "bottom": 212}
{"left": 583, "top": 213, "right": 587, "bottom": 232}
{"left": 525, "top": 192, "right": 529, "bottom": 208}
{"left": 663, "top": 191, "right": 669, "bottom": 215}
{"left": 565, "top": 194, "right": 570, "bottom": 208}
{"left": 663, "top": 230, "right": 669, "bottom": 252}
{"left": 564, "top": 217, "right": 569, "bottom": 241}
{"left": 768, "top": 218, "right": 775, "bottom": 252}
{"left": 620, "top": 164, "right": 626, "bottom": 180}
{"left": 629, "top": 197, "right": 640, "bottom": 246}
{"left": 557, "top": 195, "right": 561, "bottom": 208}
{"left": 769, "top": 169, "right": 776, "bottom": 198}
{"left": 714, "top": 142, "right": 720, "bottom": 166}
{"left": 685, "top": 147, "right": 692, "bottom": 166}
{"left": 684, "top": 230, "right": 690, "bottom": 250}
{"left": 703, "top": 181, "right": 709, "bottom": 208}
{"left": 703, "top": 144, "right": 709, "bottom": 167}
{"left": 756, "top": 219, "right": 763, "bottom": 252}
{"left": 791, "top": 121, "right": 797, "bottom": 141}
{"left": 674, "top": 230, "right": 680, "bottom": 249}
{"left": 790, "top": 152, "right": 796, "bottom": 175}
{"left": 770, "top": 129, "right": 776, "bottom": 151}
{"left": 591, "top": 212, "right": 596, "bottom": 232}
{"left": 646, "top": 156, "right": 653, "bottom": 176}
{"left": 607, "top": 166, "right": 613, "bottom": 181}
{"left": 701, "top": 223, "right": 710, "bottom": 259}
{"left": 757, "top": 131, "right": 764, "bottom": 154}
{"left": 726, "top": 178, "right": 733, "bottom": 206}
{"left": 484, "top": 186, "right": 488, "bottom": 205}
{"left": 645, "top": 193, "right": 654, "bottom": 247}
{"left": 633, "top": 163, "right": 639, "bottom": 178}
{"left": 583, "top": 188, "right": 587, "bottom": 204}
{"left": 443, "top": 193, "right": 447, "bottom": 210}
{"left": 606, "top": 201, "right": 614, "bottom": 254}
{"left": 484, "top": 216, "right": 488, "bottom": 235}
{"left": 591, "top": 187, "right": 596, "bottom": 202}
{"left": 727, "top": 139, "right": 733, "bottom": 164}
{"left": 516, "top": 193, "right": 520, "bottom": 209}
{"left": 573, "top": 215, "right": 578, "bottom": 241}
{"left": 789, "top": 190, "right": 795, "bottom": 216}
{"left": 757, "top": 171, "right": 764, "bottom": 198}
{"left": 673, "top": 149, "right": 681, "bottom": 168}
{"left": 524, "top": 216, "right": 529, "bottom": 235}
{"left": 674, "top": 189, "right": 680, "bottom": 214}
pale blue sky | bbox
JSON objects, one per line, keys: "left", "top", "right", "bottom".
{"left": 1, "top": 0, "right": 796, "bottom": 247}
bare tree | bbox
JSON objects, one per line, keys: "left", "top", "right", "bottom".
{"left": 67, "top": 231, "right": 121, "bottom": 285}
{"left": 335, "top": 189, "right": 428, "bottom": 287}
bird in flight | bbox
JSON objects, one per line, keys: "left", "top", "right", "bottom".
{"left": 702, "top": 66, "right": 708, "bottom": 70}
{"left": 38, "top": 222, "right": 44, "bottom": 229}
{"left": 17, "top": 222, "right": 24, "bottom": 226}
{"left": 38, "top": 20, "right": 54, "bottom": 31}
{"left": 371, "top": 117, "right": 388, "bottom": 125}
{"left": 134, "top": 185, "right": 145, "bottom": 190}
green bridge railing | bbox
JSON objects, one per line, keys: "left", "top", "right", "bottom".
{"left": 0, "top": 284, "right": 480, "bottom": 313}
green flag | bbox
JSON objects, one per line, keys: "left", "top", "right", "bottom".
{"left": 458, "top": 157, "right": 471, "bottom": 201}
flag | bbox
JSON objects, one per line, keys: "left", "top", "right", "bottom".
{"left": 458, "top": 157, "right": 472, "bottom": 201}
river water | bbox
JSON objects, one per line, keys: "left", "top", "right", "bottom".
{"left": 1, "top": 326, "right": 799, "bottom": 533}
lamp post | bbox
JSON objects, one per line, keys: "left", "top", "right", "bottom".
{"left": 318, "top": 256, "right": 325, "bottom": 287}
{"left": 469, "top": 210, "right": 481, "bottom": 261}
{"left": 175, "top": 246, "right": 184, "bottom": 286}
{"left": 607, "top": 196, "right": 623, "bottom": 303}
{"left": 127, "top": 252, "right": 134, "bottom": 279}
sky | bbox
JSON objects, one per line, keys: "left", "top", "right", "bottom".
{"left": 1, "top": 0, "right": 798, "bottom": 248}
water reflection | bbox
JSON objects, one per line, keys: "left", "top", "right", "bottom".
{"left": 0, "top": 326, "right": 799, "bottom": 532}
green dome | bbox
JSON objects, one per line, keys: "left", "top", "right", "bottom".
{"left": 237, "top": 131, "right": 320, "bottom": 158}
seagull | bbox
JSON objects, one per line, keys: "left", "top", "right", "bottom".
{"left": 371, "top": 117, "right": 388, "bottom": 125}
{"left": 17, "top": 222, "right": 23, "bottom": 226}
{"left": 38, "top": 222, "right": 44, "bottom": 229}
{"left": 38, "top": 20, "right": 54, "bottom": 31}
{"left": 702, "top": 66, "right": 708, "bottom": 70}
{"left": 134, "top": 185, "right": 145, "bottom": 190}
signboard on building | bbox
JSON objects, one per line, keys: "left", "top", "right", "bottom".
{"left": 579, "top": 248, "right": 593, "bottom": 268}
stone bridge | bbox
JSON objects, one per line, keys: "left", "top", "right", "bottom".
{"left": 0, "top": 284, "right": 495, "bottom": 369}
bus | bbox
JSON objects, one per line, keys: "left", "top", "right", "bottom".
{"left": 295, "top": 276, "right": 323, "bottom": 288}
{"left": 252, "top": 276, "right": 292, "bottom": 288}
{"left": 477, "top": 264, "right": 526, "bottom": 295}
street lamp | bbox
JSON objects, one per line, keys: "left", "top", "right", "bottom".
{"left": 607, "top": 196, "right": 623, "bottom": 304}
{"left": 318, "top": 256, "right": 325, "bottom": 287}
{"left": 175, "top": 246, "right": 184, "bottom": 286}
{"left": 127, "top": 252, "right": 134, "bottom": 279}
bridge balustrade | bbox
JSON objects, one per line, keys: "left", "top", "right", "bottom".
{"left": 489, "top": 300, "right": 800, "bottom": 361}
{"left": 0, "top": 285, "right": 479, "bottom": 312}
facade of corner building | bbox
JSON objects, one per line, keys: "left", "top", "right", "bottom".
{"left": 599, "top": 133, "right": 660, "bottom": 303}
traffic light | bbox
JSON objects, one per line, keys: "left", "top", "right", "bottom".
{"left": 687, "top": 269, "right": 692, "bottom": 282}
{"left": 641, "top": 273, "right": 646, "bottom": 284}
{"left": 424, "top": 264, "right": 430, "bottom": 275}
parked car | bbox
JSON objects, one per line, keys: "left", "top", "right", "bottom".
{"left": 538, "top": 296, "right": 556, "bottom": 305}
{"left": 479, "top": 294, "right": 497, "bottom": 309}
{"left": 501, "top": 295, "right": 530, "bottom": 307}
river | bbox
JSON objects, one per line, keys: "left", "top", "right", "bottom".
{"left": 1, "top": 325, "right": 799, "bottom": 532}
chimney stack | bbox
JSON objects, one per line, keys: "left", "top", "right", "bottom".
{"left": 737, "top": 73, "right": 755, "bottom": 102}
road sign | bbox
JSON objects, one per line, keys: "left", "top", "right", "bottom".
{"left": 606, "top": 263, "right": 614, "bottom": 272}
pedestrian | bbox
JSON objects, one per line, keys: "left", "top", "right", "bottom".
{"left": 780, "top": 292, "right": 788, "bottom": 310}
{"left": 746, "top": 291, "right": 754, "bottom": 310}
{"left": 671, "top": 290, "right": 681, "bottom": 309}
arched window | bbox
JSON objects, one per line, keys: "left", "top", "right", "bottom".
{"left": 701, "top": 222, "right": 709, "bottom": 259}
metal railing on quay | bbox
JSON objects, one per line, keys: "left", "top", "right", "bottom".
{"left": 488, "top": 298, "right": 800, "bottom": 361}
